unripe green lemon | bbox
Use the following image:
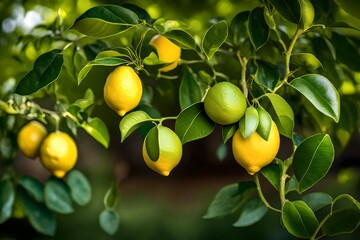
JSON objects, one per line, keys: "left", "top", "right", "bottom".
{"left": 142, "top": 126, "right": 182, "bottom": 176}
{"left": 204, "top": 82, "right": 247, "bottom": 125}
{"left": 17, "top": 121, "right": 47, "bottom": 159}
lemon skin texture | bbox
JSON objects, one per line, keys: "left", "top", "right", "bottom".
{"left": 232, "top": 121, "right": 280, "bottom": 175}
{"left": 204, "top": 82, "right": 247, "bottom": 125}
{"left": 104, "top": 66, "right": 143, "bottom": 116}
{"left": 150, "top": 34, "right": 181, "bottom": 72}
{"left": 17, "top": 121, "right": 47, "bottom": 159}
{"left": 142, "top": 126, "right": 183, "bottom": 176}
{"left": 40, "top": 132, "right": 78, "bottom": 178}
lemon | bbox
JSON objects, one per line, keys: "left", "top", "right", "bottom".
{"left": 149, "top": 34, "right": 181, "bottom": 72}
{"left": 104, "top": 66, "right": 143, "bottom": 116}
{"left": 142, "top": 126, "right": 182, "bottom": 176}
{"left": 40, "top": 131, "right": 78, "bottom": 178}
{"left": 204, "top": 82, "right": 247, "bottom": 125}
{"left": 17, "top": 121, "right": 47, "bottom": 159}
{"left": 232, "top": 121, "right": 280, "bottom": 175}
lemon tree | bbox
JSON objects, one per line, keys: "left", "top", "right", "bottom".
{"left": 0, "top": 0, "right": 360, "bottom": 239}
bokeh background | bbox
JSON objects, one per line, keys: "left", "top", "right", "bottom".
{"left": 0, "top": 0, "right": 359, "bottom": 239}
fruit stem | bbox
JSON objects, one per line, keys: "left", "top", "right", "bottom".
{"left": 236, "top": 51, "right": 248, "bottom": 99}
{"left": 279, "top": 157, "right": 292, "bottom": 207}
{"left": 254, "top": 173, "right": 281, "bottom": 213}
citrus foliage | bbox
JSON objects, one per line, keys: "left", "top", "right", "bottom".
{"left": 0, "top": 0, "right": 360, "bottom": 238}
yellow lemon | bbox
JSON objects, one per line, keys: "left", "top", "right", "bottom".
{"left": 40, "top": 132, "right": 78, "bottom": 178}
{"left": 17, "top": 121, "right": 47, "bottom": 159}
{"left": 149, "top": 34, "right": 181, "bottom": 72}
{"left": 204, "top": 82, "right": 247, "bottom": 125}
{"left": 142, "top": 126, "right": 182, "bottom": 176}
{"left": 232, "top": 121, "right": 280, "bottom": 175}
{"left": 104, "top": 66, "right": 143, "bottom": 116}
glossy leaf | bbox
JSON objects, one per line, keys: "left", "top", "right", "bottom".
{"left": 145, "top": 126, "right": 159, "bottom": 162}
{"left": 82, "top": 118, "right": 110, "bottom": 148}
{"left": 45, "top": 178, "right": 74, "bottom": 214}
{"left": 282, "top": 200, "right": 319, "bottom": 238}
{"left": 331, "top": 32, "right": 360, "bottom": 71}
{"left": 255, "top": 61, "right": 279, "bottom": 90}
{"left": 153, "top": 18, "right": 189, "bottom": 33}
{"left": 302, "top": 192, "right": 332, "bottom": 212}
{"left": 78, "top": 57, "right": 128, "bottom": 85}
{"left": 202, "top": 20, "right": 228, "bottom": 59}
{"left": 66, "top": 170, "right": 92, "bottom": 206}
{"left": 291, "top": 53, "right": 323, "bottom": 70}
{"left": 15, "top": 49, "right": 63, "bottom": 95}
{"left": 222, "top": 124, "right": 238, "bottom": 143}
{"left": 322, "top": 208, "right": 360, "bottom": 237}
{"left": 121, "top": 3, "right": 152, "bottom": 23}
{"left": 249, "top": 7, "right": 270, "bottom": 50}
{"left": 203, "top": 182, "right": 256, "bottom": 219}
{"left": 268, "top": 0, "right": 300, "bottom": 23}
{"left": 233, "top": 195, "right": 268, "bottom": 227}
{"left": 19, "top": 176, "right": 44, "bottom": 202}
{"left": 164, "top": 30, "right": 196, "bottom": 49}
{"left": 334, "top": 0, "right": 360, "bottom": 20}
{"left": 179, "top": 71, "right": 205, "bottom": 110}
{"left": 0, "top": 180, "right": 15, "bottom": 223}
{"left": 290, "top": 74, "right": 340, "bottom": 122}
{"left": 260, "top": 163, "right": 280, "bottom": 190}
{"left": 264, "top": 94, "right": 294, "bottom": 138}
{"left": 256, "top": 107, "right": 272, "bottom": 141}
{"left": 71, "top": 5, "right": 139, "bottom": 38}
{"left": 99, "top": 209, "right": 120, "bottom": 235}
{"left": 119, "top": 110, "right": 153, "bottom": 142}
{"left": 239, "top": 106, "right": 259, "bottom": 139}
{"left": 229, "top": 11, "right": 250, "bottom": 47}
{"left": 175, "top": 102, "right": 214, "bottom": 144}
{"left": 18, "top": 189, "right": 56, "bottom": 236}
{"left": 293, "top": 134, "right": 334, "bottom": 193}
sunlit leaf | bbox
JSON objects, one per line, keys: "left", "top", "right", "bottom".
{"left": 164, "top": 30, "right": 196, "bottom": 49}
{"left": 82, "top": 117, "right": 110, "bottom": 148}
{"left": 119, "top": 110, "right": 153, "bottom": 142}
{"left": 239, "top": 106, "right": 259, "bottom": 139}
{"left": 291, "top": 53, "right": 323, "bottom": 70}
{"left": 222, "top": 124, "right": 238, "bottom": 143}
{"left": 256, "top": 107, "right": 272, "bottom": 141}
{"left": 202, "top": 20, "right": 228, "bottom": 59}
{"left": 153, "top": 18, "right": 189, "bottom": 33}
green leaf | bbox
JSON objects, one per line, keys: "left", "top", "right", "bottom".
{"left": 202, "top": 20, "right": 228, "bottom": 59}
{"left": 119, "top": 110, "right": 152, "bottom": 142}
{"left": 239, "top": 106, "right": 259, "bottom": 139}
{"left": 66, "top": 170, "right": 92, "bottom": 206}
{"left": 256, "top": 107, "right": 272, "bottom": 141}
{"left": 290, "top": 74, "right": 340, "bottom": 122}
{"left": 322, "top": 208, "right": 360, "bottom": 237}
{"left": 153, "top": 18, "right": 189, "bottom": 34}
{"left": 216, "top": 143, "right": 227, "bottom": 161}
{"left": 78, "top": 57, "right": 128, "bottom": 85}
{"left": 179, "top": 71, "right": 205, "bottom": 110}
{"left": 260, "top": 163, "right": 280, "bottom": 190}
{"left": 203, "top": 182, "right": 256, "bottom": 219}
{"left": 0, "top": 179, "right": 15, "bottom": 223}
{"left": 145, "top": 126, "right": 159, "bottom": 162}
{"left": 71, "top": 5, "right": 139, "bottom": 38}
{"left": 248, "top": 7, "right": 270, "bottom": 50}
{"left": 121, "top": 3, "right": 152, "bottom": 23}
{"left": 302, "top": 192, "right": 332, "bottom": 212}
{"left": 19, "top": 176, "right": 44, "bottom": 202}
{"left": 45, "top": 177, "right": 74, "bottom": 214}
{"left": 233, "top": 195, "right": 268, "bottom": 227}
{"left": 282, "top": 200, "right": 319, "bottom": 238}
{"left": 18, "top": 188, "right": 56, "bottom": 236}
{"left": 255, "top": 61, "right": 279, "bottom": 90}
{"left": 15, "top": 49, "right": 63, "bottom": 95}
{"left": 104, "top": 181, "right": 119, "bottom": 209}
{"left": 293, "top": 134, "right": 334, "bottom": 193}
{"left": 264, "top": 93, "right": 294, "bottom": 138}
{"left": 82, "top": 117, "right": 110, "bottom": 148}
{"left": 268, "top": 0, "right": 300, "bottom": 23}
{"left": 164, "top": 30, "right": 196, "bottom": 49}
{"left": 222, "top": 124, "right": 238, "bottom": 143}
{"left": 175, "top": 102, "right": 215, "bottom": 144}
{"left": 286, "top": 176, "right": 297, "bottom": 194}
{"left": 73, "top": 88, "right": 95, "bottom": 111}
{"left": 229, "top": 11, "right": 250, "bottom": 48}
{"left": 334, "top": 0, "right": 360, "bottom": 20}
{"left": 291, "top": 53, "right": 323, "bottom": 70}
{"left": 99, "top": 209, "right": 120, "bottom": 235}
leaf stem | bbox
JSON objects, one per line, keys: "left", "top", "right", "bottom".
{"left": 254, "top": 173, "right": 281, "bottom": 213}
{"left": 279, "top": 157, "right": 292, "bottom": 207}
{"left": 236, "top": 51, "right": 248, "bottom": 99}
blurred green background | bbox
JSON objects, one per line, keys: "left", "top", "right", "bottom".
{"left": 0, "top": 0, "right": 359, "bottom": 239}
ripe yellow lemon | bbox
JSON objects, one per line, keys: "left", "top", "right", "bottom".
{"left": 17, "top": 121, "right": 47, "bottom": 159}
{"left": 104, "top": 66, "right": 143, "bottom": 116}
{"left": 204, "top": 82, "right": 247, "bottom": 125}
{"left": 232, "top": 121, "right": 280, "bottom": 175}
{"left": 142, "top": 126, "right": 182, "bottom": 176}
{"left": 40, "top": 132, "right": 78, "bottom": 178}
{"left": 149, "top": 34, "right": 181, "bottom": 72}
